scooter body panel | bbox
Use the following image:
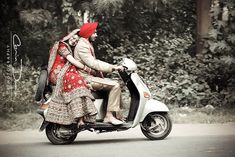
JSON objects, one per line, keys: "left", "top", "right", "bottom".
{"left": 139, "top": 99, "right": 169, "bottom": 123}
{"left": 129, "top": 73, "right": 170, "bottom": 127}
{"left": 94, "top": 99, "right": 105, "bottom": 120}
{"left": 130, "top": 73, "right": 151, "bottom": 127}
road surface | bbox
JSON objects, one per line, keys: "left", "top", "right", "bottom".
{"left": 0, "top": 123, "right": 235, "bottom": 157}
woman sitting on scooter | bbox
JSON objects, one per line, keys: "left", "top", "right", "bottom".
{"left": 45, "top": 29, "right": 97, "bottom": 128}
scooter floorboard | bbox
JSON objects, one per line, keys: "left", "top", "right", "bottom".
{"left": 85, "top": 122, "right": 132, "bottom": 131}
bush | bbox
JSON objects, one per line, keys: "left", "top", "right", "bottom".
{"left": 201, "top": 0, "right": 235, "bottom": 108}
{"left": 108, "top": 28, "right": 233, "bottom": 108}
{"left": 0, "top": 59, "right": 40, "bottom": 114}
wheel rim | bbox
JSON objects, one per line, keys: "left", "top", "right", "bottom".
{"left": 52, "top": 125, "right": 64, "bottom": 140}
{"left": 143, "top": 114, "right": 168, "bottom": 136}
{"left": 51, "top": 124, "right": 73, "bottom": 140}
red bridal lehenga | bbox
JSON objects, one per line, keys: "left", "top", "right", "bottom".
{"left": 45, "top": 41, "right": 97, "bottom": 125}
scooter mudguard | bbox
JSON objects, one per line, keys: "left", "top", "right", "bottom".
{"left": 39, "top": 121, "right": 49, "bottom": 132}
{"left": 37, "top": 108, "right": 49, "bottom": 131}
{"left": 136, "top": 99, "right": 169, "bottom": 126}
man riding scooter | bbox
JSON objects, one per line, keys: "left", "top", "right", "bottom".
{"left": 36, "top": 23, "right": 172, "bottom": 145}
{"left": 74, "top": 22, "right": 124, "bottom": 125}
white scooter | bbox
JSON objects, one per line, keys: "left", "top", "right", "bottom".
{"left": 36, "top": 58, "right": 172, "bottom": 144}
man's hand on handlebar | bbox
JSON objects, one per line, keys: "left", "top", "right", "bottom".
{"left": 113, "top": 65, "right": 124, "bottom": 72}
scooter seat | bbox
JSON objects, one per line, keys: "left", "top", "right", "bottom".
{"left": 91, "top": 90, "right": 108, "bottom": 99}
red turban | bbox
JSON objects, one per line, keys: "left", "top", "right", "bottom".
{"left": 79, "top": 22, "right": 98, "bottom": 38}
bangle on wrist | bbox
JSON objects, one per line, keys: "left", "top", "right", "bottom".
{"left": 88, "top": 67, "right": 91, "bottom": 73}
{"left": 83, "top": 65, "right": 86, "bottom": 71}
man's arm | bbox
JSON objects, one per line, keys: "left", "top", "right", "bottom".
{"left": 74, "top": 42, "right": 114, "bottom": 73}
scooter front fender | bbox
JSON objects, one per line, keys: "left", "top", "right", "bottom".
{"left": 139, "top": 99, "right": 169, "bottom": 122}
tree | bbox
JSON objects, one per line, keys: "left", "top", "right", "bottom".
{"left": 196, "top": 0, "right": 211, "bottom": 54}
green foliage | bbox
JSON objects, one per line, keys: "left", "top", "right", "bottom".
{"left": 92, "top": 0, "right": 124, "bottom": 15}
{"left": 95, "top": 0, "right": 234, "bottom": 108}
{"left": 0, "top": 59, "right": 40, "bottom": 114}
{"left": 110, "top": 31, "right": 214, "bottom": 107}
{"left": 202, "top": 0, "right": 235, "bottom": 107}
{"left": 61, "top": 0, "right": 83, "bottom": 29}
{"left": 95, "top": 0, "right": 211, "bottom": 107}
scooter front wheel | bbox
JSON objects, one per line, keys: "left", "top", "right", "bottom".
{"left": 46, "top": 123, "right": 77, "bottom": 145}
{"left": 140, "top": 112, "right": 172, "bottom": 140}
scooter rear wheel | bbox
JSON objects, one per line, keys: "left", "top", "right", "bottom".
{"left": 140, "top": 112, "right": 172, "bottom": 140}
{"left": 46, "top": 123, "right": 77, "bottom": 145}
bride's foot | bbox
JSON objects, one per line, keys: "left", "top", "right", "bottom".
{"left": 83, "top": 115, "right": 96, "bottom": 124}
{"left": 77, "top": 118, "right": 85, "bottom": 128}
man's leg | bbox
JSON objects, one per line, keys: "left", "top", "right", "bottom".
{"left": 91, "top": 77, "right": 121, "bottom": 111}
{"left": 90, "top": 77, "right": 123, "bottom": 125}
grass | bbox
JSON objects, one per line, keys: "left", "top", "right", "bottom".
{"left": 0, "top": 106, "right": 234, "bottom": 131}
{"left": 0, "top": 112, "right": 42, "bottom": 131}
{"left": 169, "top": 106, "right": 235, "bottom": 124}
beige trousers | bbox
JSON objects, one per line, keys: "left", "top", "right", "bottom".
{"left": 89, "top": 77, "right": 121, "bottom": 112}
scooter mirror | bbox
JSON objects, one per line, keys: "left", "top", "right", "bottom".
{"left": 121, "top": 58, "right": 137, "bottom": 71}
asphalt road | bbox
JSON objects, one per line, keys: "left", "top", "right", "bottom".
{"left": 0, "top": 124, "right": 235, "bottom": 157}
